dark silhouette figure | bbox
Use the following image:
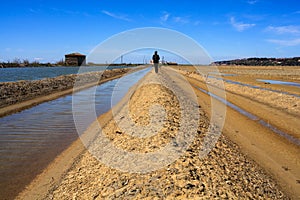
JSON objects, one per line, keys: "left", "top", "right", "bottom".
{"left": 152, "top": 51, "right": 160, "bottom": 73}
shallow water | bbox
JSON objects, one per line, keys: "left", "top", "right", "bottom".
{"left": 257, "top": 79, "right": 300, "bottom": 87}
{"left": 208, "top": 76, "right": 300, "bottom": 98}
{"left": 0, "top": 67, "right": 150, "bottom": 199}
{"left": 0, "top": 66, "right": 127, "bottom": 82}
{"left": 195, "top": 86, "right": 300, "bottom": 146}
{"left": 209, "top": 72, "right": 237, "bottom": 77}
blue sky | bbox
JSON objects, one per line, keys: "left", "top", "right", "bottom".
{"left": 0, "top": 0, "right": 300, "bottom": 63}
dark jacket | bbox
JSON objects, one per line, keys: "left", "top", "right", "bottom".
{"left": 152, "top": 54, "right": 160, "bottom": 63}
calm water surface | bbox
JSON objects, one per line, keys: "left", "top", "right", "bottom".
{"left": 0, "top": 66, "right": 127, "bottom": 82}
{"left": 257, "top": 79, "right": 300, "bottom": 87}
{"left": 208, "top": 75, "right": 300, "bottom": 98}
{"left": 0, "top": 67, "right": 150, "bottom": 199}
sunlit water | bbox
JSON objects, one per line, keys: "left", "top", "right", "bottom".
{"left": 195, "top": 85, "right": 300, "bottom": 146}
{"left": 0, "top": 67, "right": 150, "bottom": 199}
{"left": 208, "top": 75, "right": 300, "bottom": 98}
{"left": 0, "top": 66, "right": 127, "bottom": 82}
{"left": 257, "top": 79, "right": 300, "bottom": 88}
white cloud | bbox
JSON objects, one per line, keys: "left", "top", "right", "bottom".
{"left": 50, "top": 7, "right": 81, "bottom": 16}
{"left": 160, "top": 12, "right": 191, "bottom": 25}
{"left": 194, "top": 21, "right": 201, "bottom": 26}
{"left": 267, "top": 38, "right": 300, "bottom": 46}
{"left": 29, "top": 8, "right": 39, "bottom": 14}
{"left": 173, "top": 16, "right": 189, "bottom": 24}
{"left": 101, "top": 10, "right": 131, "bottom": 21}
{"left": 160, "top": 12, "right": 170, "bottom": 22}
{"left": 266, "top": 25, "right": 300, "bottom": 35}
{"left": 230, "top": 17, "right": 256, "bottom": 32}
{"left": 247, "top": 0, "right": 258, "bottom": 5}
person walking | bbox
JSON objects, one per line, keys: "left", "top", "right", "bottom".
{"left": 152, "top": 51, "right": 160, "bottom": 73}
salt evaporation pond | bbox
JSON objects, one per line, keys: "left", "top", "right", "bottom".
{"left": 0, "top": 67, "right": 150, "bottom": 199}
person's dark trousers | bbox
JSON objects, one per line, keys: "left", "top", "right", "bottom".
{"left": 154, "top": 63, "right": 158, "bottom": 73}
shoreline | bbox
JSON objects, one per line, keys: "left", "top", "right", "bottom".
{"left": 16, "top": 68, "right": 151, "bottom": 200}
{"left": 0, "top": 75, "right": 120, "bottom": 118}
{"left": 0, "top": 66, "right": 147, "bottom": 199}
{"left": 175, "top": 65, "right": 300, "bottom": 198}
{"left": 0, "top": 67, "right": 145, "bottom": 118}
{"left": 17, "top": 67, "right": 292, "bottom": 199}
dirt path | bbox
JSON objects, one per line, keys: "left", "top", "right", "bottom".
{"left": 18, "top": 67, "right": 291, "bottom": 199}
{"left": 1, "top": 68, "right": 144, "bottom": 200}
{"left": 175, "top": 67, "right": 300, "bottom": 199}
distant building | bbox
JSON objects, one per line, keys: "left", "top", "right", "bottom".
{"left": 65, "top": 53, "right": 86, "bottom": 66}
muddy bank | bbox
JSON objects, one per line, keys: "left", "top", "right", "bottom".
{"left": 19, "top": 68, "right": 288, "bottom": 199}
{"left": 218, "top": 65, "right": 300, "bottom": 81}
{"left": 174, "top": 65, "right": 300, "bottom": 198}
{"left": 0, "top": 68, "right": 130, "bottom": 109}
{"left": 178, "top": 67, "right": 300, "bottom": 117}
{"left": 0, "top": 67, "right": 148, "bottom": 200}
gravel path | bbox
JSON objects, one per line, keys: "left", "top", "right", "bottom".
{"left": 49, "top": 68, "right": 287, "bottom": 199}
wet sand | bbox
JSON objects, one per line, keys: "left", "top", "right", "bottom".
{"left": 0, "top": 68, "right": 132, "bottom": 117}
{"left": 0, "top": 67, "right": 143, "bottom": 200}
{"left": 176, "top": 65, "right": 300, "bottom": 198}
{"left": 178, "top": 65, "right": 300, "bottom": 139}
{"left": 17, "top": 66, "right": 299, "bottom": 199}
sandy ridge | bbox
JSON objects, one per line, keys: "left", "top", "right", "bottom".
{"left": 173, "top": 66, "right": 300, "bottom": 199}
{"left": 24, "top": 67, "right": 288, "bottom": 199}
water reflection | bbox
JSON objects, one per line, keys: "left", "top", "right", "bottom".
{"left": 257, "top": 79, "right": 300, "bottom": 88}
{"left": 195, "top": 85, "right": 300, "bottom": 146}
{"left": 0, "top": 67, "right": 150, "bottom": 199}
{"left": 208, "top": 76, "right": 300, "bottom": 98}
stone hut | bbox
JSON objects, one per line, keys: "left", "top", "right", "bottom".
{"left": 65, "top": 53, "right": 86, "bottom": 66}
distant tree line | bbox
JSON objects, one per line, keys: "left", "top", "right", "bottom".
{"left": 213, "top": 57, "right": 300, "bottom": 66}
{"left": 0, "top": 59, "right": 144, "bottom": 68}
{"left": 0, "top": 58, "right": 65, "bottom": 68}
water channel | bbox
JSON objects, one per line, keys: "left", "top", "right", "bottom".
{"left": 0, "top": 67, "right": 150, "bottom": 198}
